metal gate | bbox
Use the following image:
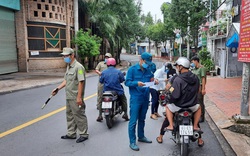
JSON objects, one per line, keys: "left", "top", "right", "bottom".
{"left": 0, "top": 7, "right": 18, "bottom": 74}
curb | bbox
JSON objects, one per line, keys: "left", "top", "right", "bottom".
{"left": 0, "top": 66, "right": 129, "bottom": 95}
{"left": 205, "top": 95, "right": 250, "bottom": 156}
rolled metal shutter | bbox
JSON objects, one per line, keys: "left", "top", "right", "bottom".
{"left": 0, "top": 7, "right": 18, "bottom": 74}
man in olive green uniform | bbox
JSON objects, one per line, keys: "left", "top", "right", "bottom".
{"left": 95, "top": 53, "right": 112, "bottom": 122}
{"left": 190, "top": 56, "right": 207, "bottom": 122}
{"left": 52, "top": 47, "right": 88, "bottom": 143}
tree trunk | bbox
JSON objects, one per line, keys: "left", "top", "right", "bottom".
{"left": 149, "top": 39, "right": 151, "bottom": 52}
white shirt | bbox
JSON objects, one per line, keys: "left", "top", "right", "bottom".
{"left": 151, "top": 66, "right": 167, "bottom": 91}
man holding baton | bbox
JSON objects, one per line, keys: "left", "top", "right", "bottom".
{"left": 51, "top": 47, "right": 89, "bottom": 143}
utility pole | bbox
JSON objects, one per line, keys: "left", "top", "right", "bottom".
{"left": 187, "top": 11, "right": 190, "bottom": 59}
{"left": 240, "top": 63, "right": 250, "bottom": 116}
{"left": 234, "top": 0, "right": 250, "bottom": 122}
{"left": 74, "top": 0, "right": 79, "bottom": 59}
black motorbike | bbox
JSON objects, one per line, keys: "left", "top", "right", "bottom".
{"left": 158, "top": 89, "right": 171, "bottom": 116}
{"left": 101, "top": 91, "right": 123, "bottom": 129}
{"left": 169, "top": 108, "right": 203, "bottom": 156}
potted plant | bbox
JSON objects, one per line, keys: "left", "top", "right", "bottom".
{"left": 198, "top": 48, "right": 215, "bottom": 72}
{"left": 209, "top": 26, "right": 216, "bottom": 36}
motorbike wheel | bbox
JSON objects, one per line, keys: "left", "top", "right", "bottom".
{"left": 180, "top": 137, "right": 188, "bottom": 156}
{"left": 105, "top": 115, "right": 113, "bottom": 129}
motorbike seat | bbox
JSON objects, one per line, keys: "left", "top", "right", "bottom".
{"left": 103, "top": 91, "right": 118, "bottom": 96}
{"left": 178, "top": 108, "right": 193, "bottom": 113}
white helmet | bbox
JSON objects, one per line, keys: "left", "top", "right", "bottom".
{"left": 174, "top": 57, "right": 190, "bottom": 69}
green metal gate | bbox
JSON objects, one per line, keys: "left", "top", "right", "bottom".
{"left": 0, "top": 7, "right": 18, "bottom": 74}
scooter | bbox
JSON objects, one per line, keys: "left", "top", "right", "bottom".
{"left": 158, "top": 90, "right": 171, "bottom": 116}
{"left": 101, "top": 91, "right": 123, "bottom": 129}
{"left": 169, "top": 108, "right": 203, "bottom": 156}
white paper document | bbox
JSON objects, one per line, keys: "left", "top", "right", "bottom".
{"left": 143, "top": 82, "right": 155, "bottom": 87}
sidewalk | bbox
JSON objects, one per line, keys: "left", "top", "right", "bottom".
{"left": 0, "top": 61, "right": 249, "bottom": 156}
{"left": 205, "top": 76, "right": 250, "bottom": 156}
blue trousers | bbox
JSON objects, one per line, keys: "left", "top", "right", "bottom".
{"left": 150, "top": 88, "right": 159, "bottom": 114}
{"left": 128, "top": 96, "right": 149, "bottom": 144}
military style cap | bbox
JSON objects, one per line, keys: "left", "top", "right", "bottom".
{"left": 60, "top": 47, "right": 74, "bottom": 55}
{"left": 105, "top": 53, "right": 112, "bottom": 58}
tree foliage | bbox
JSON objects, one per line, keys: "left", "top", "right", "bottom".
{"left": 80, "top": 0, "right": 141, "bottom": 62}
{"left": 72, "top": 29, "right": 102, "bottom": 60}
{"left": 198, "top": 48, "right": 214, "bottom": 71}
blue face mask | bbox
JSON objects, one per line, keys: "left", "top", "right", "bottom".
{"left": 64, "top": 57, "right": 71, "bottom": 64}
{"left": 142, "top": 63, "right": 149, "bottom": 69}
{"left": 190, "top": 63, "right": 195, "bottom": 68}
{"left": 104, "top": 59, "right": 107, "bottom": 63}
{"left": 165, "top": 69, "right": 169, "bottom": 74}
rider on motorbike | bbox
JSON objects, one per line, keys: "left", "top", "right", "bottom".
{"left": 98, "top": 58, "right": 129, "bottom": 121}
{"left": 157, "top": 57, "right": 204, "bottom": 146}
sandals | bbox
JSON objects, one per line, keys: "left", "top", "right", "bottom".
{"left": 150, "top": 114, "right": 158, "bottom": 120}
{"left": 164, "top": 126, "right": 174, "bottom": 132}
{"left": 155, "top": 113, "right": 162, "bottom": 118}
{"left": 198, "top": 139, "right": 204, "bottom": 147}
{"left": 156, "top": 137, "right": 163, "bottom": 144}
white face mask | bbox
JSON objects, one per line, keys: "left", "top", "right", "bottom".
{"left": 176, "top": 66, "right": 182, "bottom": 75}
{"left": 176, "top": 70, "right": 180, "bottom": 75}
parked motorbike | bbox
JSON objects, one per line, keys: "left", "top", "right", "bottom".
{"left": 158, "top": 90, "right": 171, "bottom": 116}
{"left": 168, "top": 108, "right": 203, "bottom": 156}
{"left": 101, "top": 91, "right": 123, "bottom": 129}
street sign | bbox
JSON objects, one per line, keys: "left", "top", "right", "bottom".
{"left": 238, "top": 0, "right": 250, "bottom": 62}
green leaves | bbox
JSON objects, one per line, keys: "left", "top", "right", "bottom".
{"left": 81, "top": 0, "right": 141, "bottom": 56}
{"left": 72, "top": 29, "right": 102, "bottom": 59}
{"left": 198, "top": 48, "right": 214, "bottom": 71}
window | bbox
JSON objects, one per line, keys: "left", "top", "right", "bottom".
{"left": 45, "top": 5, "right": 49, "bottom": 10}
{"left": 55, "top": 0, "right": 57, "bottom": 4}
{"left": 41, "top": 0, "right": 45, "bottom": 2}
{"left": 49, "top": 13, "right": 53, "bottom": 18}
{"left": 52, "top": 6, "right": 55, "bottom": 11}
{"left": 55, "top": 14, "right": 58, "bottom": 19}
{"left": 34, "top": 11, "right": 38, "bottom": 17}
{"left": 42, "top": 12, "right": 46, "bottom": 17}
{"left": 49, "top": 0, "right": 52, "bottom": 3}
{"left": 37, "top": 3, "right": 41, "bottom": 9}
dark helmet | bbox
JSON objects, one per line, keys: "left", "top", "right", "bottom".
{"left": 165, "top": 63, "right": 173, "bottom": 69}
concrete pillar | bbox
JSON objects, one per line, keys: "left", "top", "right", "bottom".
{"left": 15, "top": 0, "right": 29, "bottom": 72}
{"left": 65, "top": 0, "right": 71, "bottom": 47}
{"left": 241, "top": 63, "right": 250, "bottom": 116}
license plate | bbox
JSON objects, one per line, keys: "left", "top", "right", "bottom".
{"left": 102, "top": 102, "right": 112, "bottom": 109}
{"left": 179, "top": 125, "right": 193, "bottom": 135}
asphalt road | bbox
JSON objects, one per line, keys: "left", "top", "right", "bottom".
{"left": 0, "top": 55, "right": 226, "bottom": 156}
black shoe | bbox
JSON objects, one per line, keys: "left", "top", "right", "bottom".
{"left": 76, "top": 136, "right": 88, "bottom": 143}
{"left": 61, "top": 135, "right": 76, "bottom": 139}
{"left": 122, "top": 114, "right": 129, "bottom": 121}
{"left": 96, "top": 116, "right": 103, "bottom": 122}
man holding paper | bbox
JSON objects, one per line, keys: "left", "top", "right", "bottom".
{"left": 125, "top": 52, "right": 158, "bottom": 151}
